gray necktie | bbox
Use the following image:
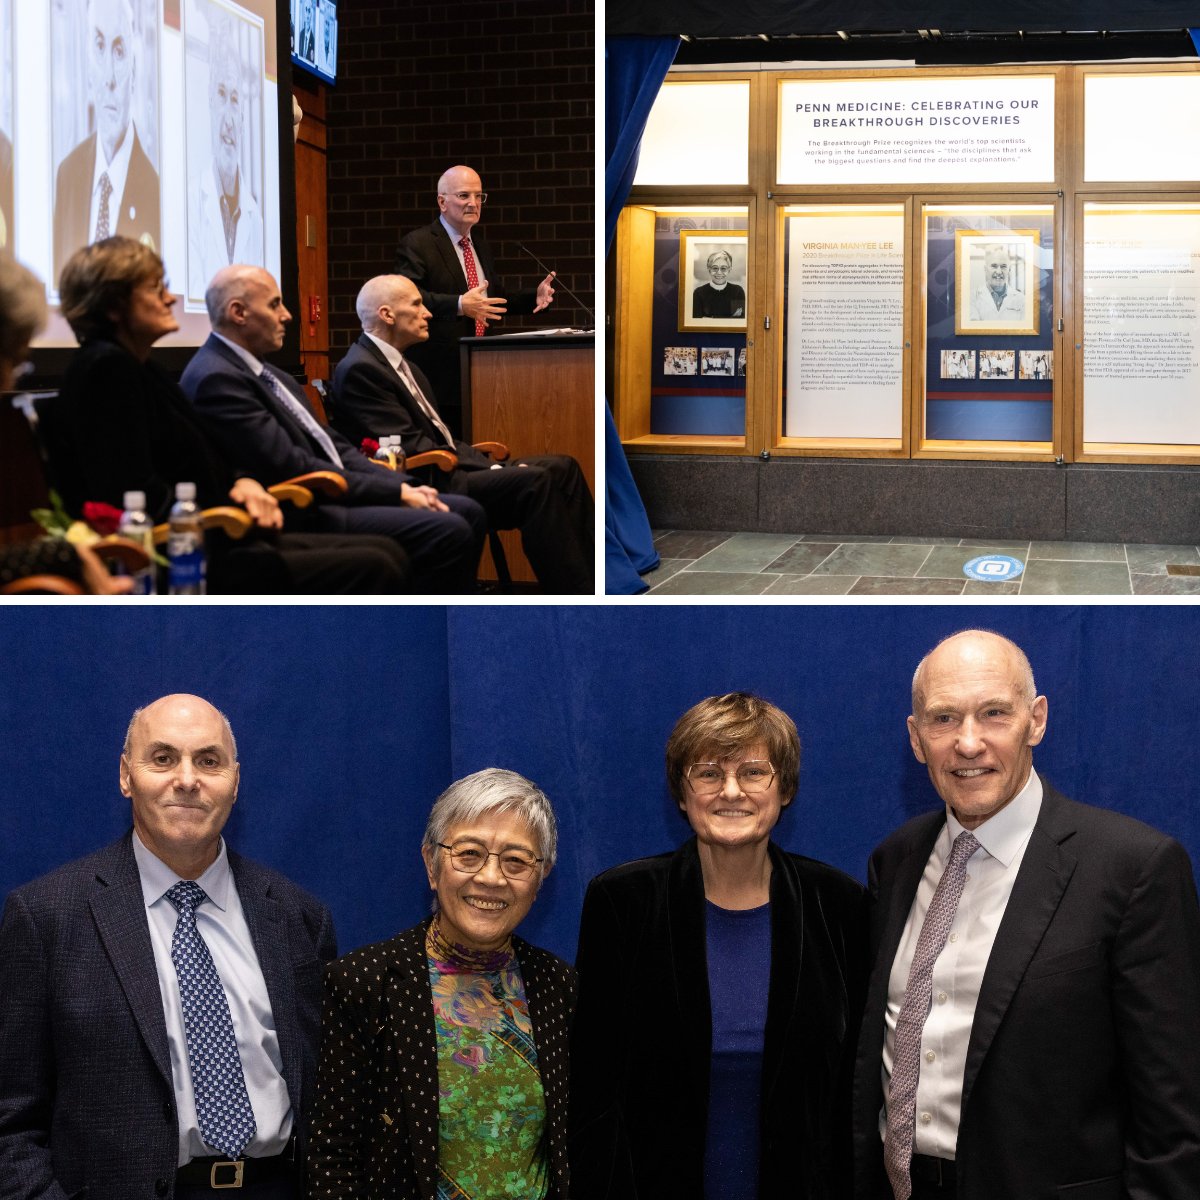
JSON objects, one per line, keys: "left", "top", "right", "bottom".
{"left": 883, "top": 830, "right": 980, "bottom": 1200}
{"left": 95, "top": 172, "right": 113, "bottom": 241}
{"left": 395, "top": 355, "right": 455, "bottom": 449}
{"left": 261, "top": 367, "right": 344, "bottom": 467}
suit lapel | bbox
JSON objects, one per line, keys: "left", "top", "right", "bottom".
{"left": 667, "top": 840, "right": 713, "bottom": 1110}
{"left": 386, "top": 925, "right": 440, "bottom": 1200}
{"left": 762, "top": 845, "right": 805, "bottom": 1103}
{"left": 88, "top": 836, "right": 173, "bottom": 1090}
{"left": 430, "top": 220, "right": 469, "bottom": 291}
{"left": 232, "top": 856, "right": 303, "bottom": 1113}
{"left": 960, "top": 782, "right": 1077, "bottom": 1114}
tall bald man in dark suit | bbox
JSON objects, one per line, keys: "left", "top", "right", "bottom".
{"left": 0, "top": 693, "right": 336, "bottom": 1199}
{"left": 393, "top": 164, "right": 556, "bottom": 434}
{"left": 332, "top": 273, "right": 593, "bottom": 594}
{"left": 853, "top": 630, "right": 1200, "bottom": 1200}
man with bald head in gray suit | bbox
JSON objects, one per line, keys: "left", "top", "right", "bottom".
{"left": 0, "top": 693, "right": 335, "bottom": 1199}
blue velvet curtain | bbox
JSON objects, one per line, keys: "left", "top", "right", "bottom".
{"left": 3, "top": 606, "right": 1200, "bottom": 963}
{"left": 603, "top": 35, "right": 679, "bottom": 594}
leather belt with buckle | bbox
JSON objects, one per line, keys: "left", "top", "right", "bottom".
{"left": 210, "top": 1160, "right": 244, "bottom": 1189}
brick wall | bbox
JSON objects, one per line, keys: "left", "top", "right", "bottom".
{"left": 326, "top": 0, "right": 594, "bottom": 357}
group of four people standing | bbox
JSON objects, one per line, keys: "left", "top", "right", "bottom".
{"left": 1, "top": 628, "right": 1197, "bottom": 1199}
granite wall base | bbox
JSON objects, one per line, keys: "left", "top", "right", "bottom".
{"left": 628, "top": 455, "right": 1200, "bottom": 544}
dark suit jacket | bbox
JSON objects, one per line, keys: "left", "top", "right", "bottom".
{"left": 49, "top": 336, "right": 241, "bottom": 521}
{"left": 307, "top": 919, "right": 575, "bottom": 1200}
{"left": 0, "top": 832, "right": 336, "bottom": 1200}
{"left": 53, "top": 129, "right": 161, "bottom": 284}
{"left": 852, "top": 779, "right": 1200, "bottom": 1200}
{"left": 393, "top": 220, "right": 540, "bottom": 414}
{"left": 179, "top": 334, "right": 416, "bottom": 506}
{"left": 330, "top": 334, "right": 494, "bottom": 470}
{"left": 570, "top": 838, "right": 868, "bottom": 1200}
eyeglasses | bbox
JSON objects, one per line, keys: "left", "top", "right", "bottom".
{"left": 685, "top": 760, "right": 776, "bottom": 796}
{"left": 437, "top": 841, "right": 543, "bottom": 881}
{"left": 442, "top": 191, "right": 488, "bottom": 204}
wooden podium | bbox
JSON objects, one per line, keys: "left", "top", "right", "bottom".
{"left": 460, "top": 332, "right": 595, "bottom": 584}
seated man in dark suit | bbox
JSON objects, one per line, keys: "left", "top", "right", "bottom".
{"left": 332, "top": 274, "right": 594, "bottom": 595}
{"left": 0, "top": 692, "right": 336, "bottom": 1198}
{"left": 393, "top": 163, "right": 556, "bottom": 434}
{"left": 53, "top": 0, "right": 161, "bottom": 284}
{"left": 180, "top": 264, "right": 487, "bottom": 594}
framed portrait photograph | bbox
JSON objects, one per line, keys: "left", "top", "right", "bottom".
{"left": 679, "top": 229, "right": 747, "bottom": 333}
{"left": 1019, "top": 350, "right": 1053, "bottom": 380}
{"left": 954, "top": 229, "right": 1040, "bottom": 336}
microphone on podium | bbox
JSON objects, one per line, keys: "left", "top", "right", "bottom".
{"left": 509, "top": 242, "right": 595, "bottom": 329}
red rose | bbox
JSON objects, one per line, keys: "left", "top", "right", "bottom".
{"left": 360, "top": 437, "right": 380, "bottom": 457}
{"left": 82, "top": 500, "right": 124, "bottom": 536}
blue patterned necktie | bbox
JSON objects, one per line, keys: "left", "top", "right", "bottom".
{"left": 166, "top": 880, "right": 257, "bottom": 1159}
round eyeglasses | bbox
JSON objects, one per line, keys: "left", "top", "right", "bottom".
{"left": 685, "top": 760, "right": 776, "bottom": 796}
{"left": 437, "top": 841, "right": 543, "bottom": 881}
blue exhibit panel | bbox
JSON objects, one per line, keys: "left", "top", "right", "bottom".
{"left": 926, "top": 399, "right": 1052, "bottom": 441}
{"left": 651, "top": 392, "right": 746, "bottom": 435}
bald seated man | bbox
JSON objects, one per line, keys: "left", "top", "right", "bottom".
{"left": 332, "top": 274, "right": 594, "bottom": 594}
{"left": 0, "top": 694, "right": 336, "bottom": 1199}
{"left": 179, "top": 264, "right": 488, "bottom": 594}
{"left": 393, "top": 164, "right": 556, "bottom": 433}
{"left": 853, "top": 630, "right": 1200, "bottom": 1200}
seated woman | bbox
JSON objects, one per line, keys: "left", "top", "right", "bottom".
{"left": 0, "top": 253, "right": 129, "bottom": 593}
{"left": 570, "top": 692, "right": 868, "bottom": 1200}
{"left": 307, "top": 769, "right": 573, "bottom": 1199}
{"left": 53, "top": 237, "right": 410, "bottom": 594}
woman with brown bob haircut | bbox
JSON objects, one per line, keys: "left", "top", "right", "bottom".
{"left": 50, "top": 236, "right": 409, "bottom": 593}
{"left": 570, "top": 692, "right": 867, "bottom": 1200}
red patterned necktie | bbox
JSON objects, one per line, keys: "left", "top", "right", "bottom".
{"left": 459, "top": 236, "right": 487, "bottom": 337}
{"left": 883, "top": 829, "right": 980, "bottom": 1200}
{"left": 95, "top": 172, "right": 113, "bottom": 241}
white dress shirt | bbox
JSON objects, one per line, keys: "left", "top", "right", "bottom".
{"left": 880, "top": 771, "right": 1043, "bottom": 1159}
{"left": 363, "top": 330, "right": 459, "bottom": 450}
{"left": 440, "top": 213, "right": 479, "bottom": 315}
{"left": 88, "top": 123, "right": 135, "bottom": 241}
{"left": 133, "top": 832, "right": 293, "bottom": 1165}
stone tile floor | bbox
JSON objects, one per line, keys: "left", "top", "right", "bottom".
{"left": 640, "top": 531, "right": 1200, "bottom": 596}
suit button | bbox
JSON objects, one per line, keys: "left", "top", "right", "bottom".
{"left": 163, "top": 1101, "right": 174, "bottom": 1122}
{"left": 155, "top": 1180, "right": 169, "bottom": 1196}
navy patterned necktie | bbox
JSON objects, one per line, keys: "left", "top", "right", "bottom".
{"left": 166, "top": 880, "right": 257, "bottom": 1159}
{"left": 884, "top": 830, "right": 980, "bottom": 1200}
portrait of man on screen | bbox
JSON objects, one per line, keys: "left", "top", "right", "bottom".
{"left": 51, "top": 0, "right": 161, "bottom": 286}
{"left": 1, "top": 0, "right": 13, "bottom": 252}
{"left": 185, "top": 0, "right": 265, "bottom": 303}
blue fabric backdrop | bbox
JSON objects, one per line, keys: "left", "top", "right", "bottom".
{"left": 1, "top": 606, "right": 1197, "bottom": 964}
{"left": 603, "top": 36, "right": 678, "bottom": 594}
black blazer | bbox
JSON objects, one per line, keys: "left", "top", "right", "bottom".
{"left": 50, "top": 336, "right": 239, "bottom": 521}
{"left": 852, "top": 778, "right": 1200, "bottom": 1200}
{"left": 394, "top": 219, "right": 538, "bottom": 337}
{"left": 570, "top": 838, "right": 868, "bottom": 1200}
{"left": 331, "top": 334, "right": 494, "bottom": 470}
{"left": 307, "top": 919, "right": 575, "bottom": 1200}
{"left": 179, "top": 333, "right": 416, "bottom": 505}
{"left": 53, "top": 129, "right": 161, "bottom": 283}
{"left": 0, "top": 832, "right": 336, "bottom": 1200}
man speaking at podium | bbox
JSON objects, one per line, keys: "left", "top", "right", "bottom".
{"left": 394, "top": 164, "right": 556, "bottom": 434}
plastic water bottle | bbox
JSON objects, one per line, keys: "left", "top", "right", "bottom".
{"left": 167, "top": 482, "right": 206, "bottom": 595}
{"left": 117, "top": 490, "right": 157, "bottom": 596}
{"left": 387, "top": 435, "right": 406, "bottom": 470}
